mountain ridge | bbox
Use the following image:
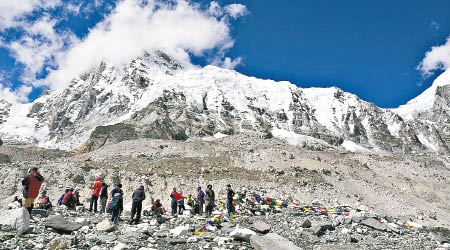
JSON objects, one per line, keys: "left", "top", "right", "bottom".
{"left": 1, "top": 51, "right": 449, "bottom": 154}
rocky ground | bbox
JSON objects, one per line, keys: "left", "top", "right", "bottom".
{"left": 0, "top": 133, "right": 450, "bottom": 249}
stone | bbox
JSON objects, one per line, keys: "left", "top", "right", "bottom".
{"left": 310, "top": 223, "right": 334, "bottom": 236}
{"left": 96, "top": 219, "right": 116, "bottom": 232}
{"left": 250, "top": 233, "right": 301, "bottom": 250}
{"left": 167, "top": 238, "right": 187, "bottom": 245}
{"left": 46, "top": 237, "right": 72, "bottom": 250}
{"left": 300, "top": 219, "right": 312, "bottom": 228}
{"left": 170, "top": 225, "right": 190, "bottom": 236}
{"left": 360, "top": 218, "right": 388, "bottom": 232}
{"left": 429, "top": 232, "right": 450, "bottom": 244}
{"left": 0, "top": 208, "right": 30, "bottom": 235}
{"left": 45, "top": 215, "right": 83, "bottom": 233}
{"left": 230, "top": 225, "right": 256, "bottom": 242}
{"left": 251, "top": 221, "right": 271, "bottom": 234}
{"left": 407, "top": 221, "right": 423, "bottom": 230}
{"left": 113, "top": 242, "right": 128, "bottom": 250}
{"left": 92, "top": 235, "right": 118, "bottom": 243}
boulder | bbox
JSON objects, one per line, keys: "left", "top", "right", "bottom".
{"left": 360, "top": 218, "right": 388, "bottom": 232}
{"left": 429, "top": 232, "right": 450, "bottom": 244}
{"left": 170, "top": 225, "right": 190, "bottom": 236}
{"left": 0, "top": 208, "right": 30, "bottom": 235}
{"left": 45, "top": 215, "right": 83, "bottom": 233}
{"left": 250, "top": 233, "right": 301, "bottom": 250}
{"left": 229, "top": 225, "right": 256, "bottom": 242}
{"left": 251, "top": 221, "right": 271, "bottom": 234}
{"left": 310, "top": 223, "right": 334, "bottom": 236}
{"left": 96, "top": 219, "right": 116, "bottom": 232}
{"left": 300, "top": 218, "right": 312, "bottom": 228}
{"left": 166, "top": 238, "right": 187, "bottom": 245}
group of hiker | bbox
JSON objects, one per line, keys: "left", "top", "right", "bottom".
{"left": 21, "top": 167, "right": 236, "bottom": 225}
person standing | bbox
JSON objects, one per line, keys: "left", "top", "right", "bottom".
{"left": 178, "top": 192, "right": 185, "bottom": 215}
{"left": 89, "top": 177, "right": 102, "bottom": 213}
{"left": 205, "top": 184, "right": 215, "bottom": 216}
{"left": 170, "top": 187, "right": 178, "bottom": 216}
{"left": 111, "top": 184, "right": 124, "bottom": 219}
{"left": 21, "top": 167, "right": 44, "bottom": 216}
{"left": 130, "top": 185, "right": 145, "bottom": 224}
{"left": 196, "top": 186, "right": 205, "bottom": 215}
{"left": 100, "top": 183, "right": 108, "bottom": 213}
{"left": 226, "top": 184, "right": 235, "bottom": 217}
{"left": 110, "top": 192, "right": 123, "bottom": 225}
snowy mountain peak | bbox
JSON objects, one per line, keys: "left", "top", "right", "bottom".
{"left": 393, "top": 69, "right": 450, "bottom": 120}
{"left": 1, "top": 52, "right": 450, "bottom": 154}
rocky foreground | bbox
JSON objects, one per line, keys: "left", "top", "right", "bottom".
{"left": 1, "top": 192, "right": 450, "bottom": 250}
{"left": 0, "top": 133, "right": 449, "bottom": 249}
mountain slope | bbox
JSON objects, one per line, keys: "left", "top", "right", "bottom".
{"left": 1, "top": 52, "right": 450, "bottom": 154}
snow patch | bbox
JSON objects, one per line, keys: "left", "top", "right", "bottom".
{"left": 341, "top": 140, "right": 371, "bottom": 153}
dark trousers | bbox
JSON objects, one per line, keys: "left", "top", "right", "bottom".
{"left": 89, "top": 195, "right": 98, "bottom": 212}
{"left": 111, "top": 209, "right": 119, "bottom": 224}
{"left": 178, "top": 204, "right": 185, "bottom": 215}
{"left": 131, "top": 200, "right": 143, "bottom": 223}
{"left": 206, "top": 203, "right": 213, "bottom": 216}
{"left": 171, "top": 201, "right": 178, "bottom": 215}
{"left": 227, "top": 200, "right": 234, "bottom": 217}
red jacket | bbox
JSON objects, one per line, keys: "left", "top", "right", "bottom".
{"left": 92, "top": 181, "right": 102, "bottom": 197}
{"left": 62, "top": 192, "right": 73, "bottom": 204}
{"left": 22, "top": 171, "right": 44, "bottom": 198}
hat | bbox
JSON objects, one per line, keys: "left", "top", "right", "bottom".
{"left": 31, "top": 167, "right": 38, "bottom": 171}
{"left": 95, "top": 177, "right": 100, "bottom": 181}
{"left": 197, "top": 186, "right": 201, "bottom": 189}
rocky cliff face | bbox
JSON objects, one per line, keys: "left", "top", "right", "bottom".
{"left": 1, "top": 51, "right": 450, "bottom": 154}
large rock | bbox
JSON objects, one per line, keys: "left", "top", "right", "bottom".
{"left": 229, "top": 225, "right": 256, "bottom": 242}
{"left": 300, "top": 218, "right": 312, "bottom": 228}
{"left": 310, "top": 223, "right": 334, "bottom": 236}
{"left": 45, "top": 215, "right": 83, "bottom": 233}
{"left": 429, "top": 232, "right": 450, "bottom": 244}
{"left": 250, "top": 233, "right": 301, "bottom": 250}
{"left": 170, "top": 225, "right": 190, "bottom": 236}
{"left": 46, "top": 237, "right": 72, "bottom": 250}
{"left": 251, "top": 221, "right": 271, "bottom": 234}
{"left": 360, "top": 218, "right": 388, "bottom": 232}
{"left": 96, "top": 219, "right": 116, "bottom": 232}
{"left": 0, "top": 208, "right": 30, "bottom": 235}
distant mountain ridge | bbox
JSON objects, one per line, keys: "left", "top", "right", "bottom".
{"left": 1, "top": 51, "right": 449, "bottom": 154}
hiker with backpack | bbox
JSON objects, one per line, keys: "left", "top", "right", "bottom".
{"left": 89, "top": 177, "right": 102, "bottom": 213}
{"left": 130, "top": 185, "right": 145, "bottom": 224}
{"left": 100, "top": 183, "right": 108, "bottom": 213}
{"left": 38, "top": 196, "right": 52, "bottom": 210}
{"left": 110, "top": 192, "right": 123, "bottom": 225}
{"left": 111, "top": 184, "right": 123, "bottom": 218}
{"left": 62, "top": 188, "right": 76, "bottom": 210}
{"left": 196, "top": 186, "right": 205, "bottom": 215}
{"left": 226, "top": 184, "right": 235, "bottom": 217}
{"left": 151, "top": 199, "right": 164, "bottom": 216}
{"left": 58, "top": 189, "right": 70, "bottom": 206}
{"left": 205, "top": 184, "right": 215, "bottom": 216}
{"left": 21, "top": 167, "right": 44, "bottom": 216}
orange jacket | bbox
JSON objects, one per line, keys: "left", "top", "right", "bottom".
{"left": 92, "top": 181, "right": 102, "bottom": 197}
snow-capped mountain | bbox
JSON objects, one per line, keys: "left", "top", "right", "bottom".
{"left": 1, "top": 51, "right": 449, "bottom": 154}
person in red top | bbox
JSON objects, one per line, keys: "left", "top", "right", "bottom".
{"left": 21, "top": 167, "right": 44, "bottom": 216}
{"left": 89, "top": 177, "right": 102, "bottom": 213}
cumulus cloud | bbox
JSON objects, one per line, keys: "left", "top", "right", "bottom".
{"left": 224, "top": 3, "right": 248, "bottom": 19}
{"left": 417, "top": 36, "right": 450, "bottom": 76}
{"left": 0, "top": 0, "right": 61, "bottom": 30}
{"left": 41, "top": 0, "right": 245, "bottom": 90}
{"left": 0, "top": 84, "right": 32, "bottom": 104}
{"left": 3, "top": 15, "right": 78, "bottom": 83}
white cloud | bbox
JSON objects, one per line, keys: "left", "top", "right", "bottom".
{"left": 0, "top": 0, "right": 61, "bottom": 30}
{"left": 417, "top": 36, "right": 450, "bottom": 76}
{"left": 224, "top": 3, "right": 248, "bottom": 19}
{"left": 0, "top": 84, "right": 32, "bottom": 104}
{"left": 213, "top": 56, "right": 243, "bottom": 69}
{"left": 41, "top": 0, "right": 244, "bottom": 90}
{"left": 3, "top": 15, "right": 78, "bottom": 84}
{"left": 208, "top": 1, "right": 223, "bottom": 17}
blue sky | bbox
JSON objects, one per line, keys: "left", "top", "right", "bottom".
{"left": 1, "top": 0, "right": 450, "bottom": 108}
